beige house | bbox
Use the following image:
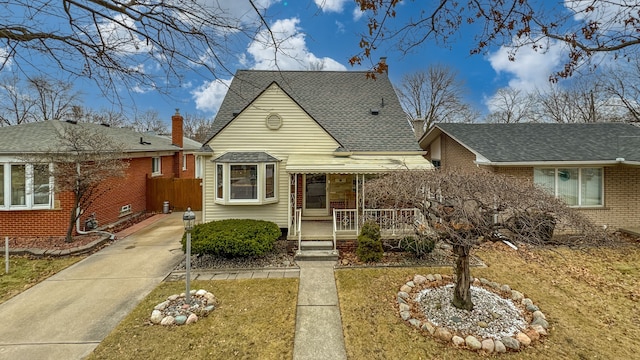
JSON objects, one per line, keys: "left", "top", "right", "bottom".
{"left": 420, "top": 123, "right": 640, "bottom": 231}
{"left": 199, "top": 70, "right": 431, "bottom": 250}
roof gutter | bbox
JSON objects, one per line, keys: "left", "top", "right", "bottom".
{"left": 475, "top": 160, "right": 624, "bottom": 167}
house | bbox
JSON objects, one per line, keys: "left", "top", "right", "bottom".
{"left": 0, "top": 111, "right": 201, "bottom": 238}
{"left": 419, "top": 123, "right": 640, "bottom": 230}
{"left": 199, "top": 70, "right": 432, "bottom": 247}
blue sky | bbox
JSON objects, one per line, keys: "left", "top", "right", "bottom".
{"left": 48, "top": 1, "right": 600, "bottom": 123}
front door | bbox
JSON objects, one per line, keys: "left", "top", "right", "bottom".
{"left": 303, "top": 174, "right": 328, "bottom": 216}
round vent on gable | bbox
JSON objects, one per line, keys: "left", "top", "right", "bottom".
{"left": 266, "top": 113, "right": 282, "bottom": 130}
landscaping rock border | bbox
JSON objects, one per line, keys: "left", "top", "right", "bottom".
{"left": 150, "top": 289, "right": 218, "bottom": 326}
{"left": 397, "top": 274, "right": 548, "bottom": 353}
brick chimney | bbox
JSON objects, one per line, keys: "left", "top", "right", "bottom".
{"left": 172, "top": 109, "right": 184, "bottom": 148}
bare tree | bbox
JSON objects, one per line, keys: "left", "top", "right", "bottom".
{"left": 130, "top": 110, "right": 168, "bottom": 134}
{"left": 0, "top": 75, "right": 36, "bottom": 126}
{"left": 182, "top": 112, "right": 213, "bottom": 143}
{"left": 397, "top": 65, "right": 478, "bottom": 130}
{"left": 485, "top": 88, "right": 538, "bottom": 123}
{"left": 25, "top": 123, "right": 129, "bottom": 242}
{"left": 364, "top": 169, "right": 606, "bottom": 310}
{"left": 352, "top": 1, "right": 640, "bottom": 80}
{"left": 0, "top": 75, "right": 80, "bottom": 125}
{"left": 1, "top": 1, "right": 275, "bottom": 104}
{"left": 601, "top": 61, "right": 640, "bottom": 122}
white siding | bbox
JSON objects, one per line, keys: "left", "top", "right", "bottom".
{"left": 203, "top": 83, "right": 340, "bottom": 227}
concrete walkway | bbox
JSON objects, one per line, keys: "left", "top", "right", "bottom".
{"left": 293, "top": 261, "right": 347, "bottom": 360}
{"left": 0, "top": 213, "right": 185, "bottom": 360}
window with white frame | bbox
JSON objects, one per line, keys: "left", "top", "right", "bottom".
{"left": 1, "top": 162, "right": 53, "bottom": 209}
{"left": 182, "top": 154, "right": 187, "bottom": 171}
{"left": 214, "top": 158, "right": 278, "bottom": 205}
{"left": 151, "top": 157, "right": 161, "bottom": 175}
{"left": 534, "top": 168, "right": 603, "bottom": 206}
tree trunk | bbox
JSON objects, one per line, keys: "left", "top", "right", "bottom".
{"left": 451, "top": 244, "right": 474, "bottom": 310}
{"left": 65, "top": 197, "right": 80, "bottom": 243}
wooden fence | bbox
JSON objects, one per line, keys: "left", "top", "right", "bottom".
{"left": 146, "top": 177, "right": 202, "bottom": 212}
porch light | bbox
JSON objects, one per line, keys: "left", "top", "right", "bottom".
{"left": 183, "top": 207, "right": 196, "bottom": 304}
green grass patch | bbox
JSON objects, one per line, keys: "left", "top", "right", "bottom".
{"left": 0, "top": 256, "right": 84, "bottom": 304}
{"left": 336, "top": 243, "right": 640, "bottom": 359}
{"left": 88, "top": 278, "right": 298, "bottom": 360}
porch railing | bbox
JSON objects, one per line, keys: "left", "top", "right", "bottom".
{"left": 294, "top": 209, "right": 302, "bottom": 255}
{"left": 361, "top": 208, "right": 424, "bottom": 236}
{"left": 332, "top": 208, "right": 424, "bottom": 238}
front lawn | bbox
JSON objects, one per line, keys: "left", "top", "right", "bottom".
{"left": 0, "top": 256, "right": 84, "bottom": 304}
{"left": 336, "top": 242, "right": 640, "bottom": 359}
{"left": 88, "top": 278, "right": 298, "bottom": 360}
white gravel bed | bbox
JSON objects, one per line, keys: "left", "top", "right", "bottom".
{"left": 415, "top": 284, "right": 527, "bottom": 340}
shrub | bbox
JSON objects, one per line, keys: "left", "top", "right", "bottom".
{"left": 356, "top": 221, "right": 383, "bottom": 263}
{"left": 399, "top": 235, "right": 436, "bottom": 258}
{"left": 182, "top": 219, "right": 280, "bottom": 258}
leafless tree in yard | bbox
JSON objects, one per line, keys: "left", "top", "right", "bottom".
{"left": 24, "top": 122, "right": 129, "bottom": 242}
{"left": 364, "top": 169, "right": 608, "bottom": 311}
{"left": 397, "top": 65, "right": 479, "bottom": 130}
{"left": 182, "top": 112, "right": 214, "bottom": 143}
{"left": 0, "top": 75, "right": 80, "bottom": 125}
{"left": 601, "top": 61, "right": 640, "bottom": 123}
{"left": 129, "top": 109, "right": 168, "bottom": 134}
{"left": 485, "top": 88, "right": 538, "bottom": 123}
{"left": 1, "top": 0, "right": 275, "bottom": 104}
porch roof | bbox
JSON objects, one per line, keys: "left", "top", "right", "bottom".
{"left": 285, "top": 154, "right": 432, "bottom": 173}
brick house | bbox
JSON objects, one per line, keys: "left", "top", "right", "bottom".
{"left": 419, "top": 123, "right": 640, "bottom": 230}
{"left": 0, "top": 111, "right": 201, "bottom": 238}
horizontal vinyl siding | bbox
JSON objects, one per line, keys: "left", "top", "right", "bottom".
{"left": 204, "top": 83, "right": 340, "bottom": 227}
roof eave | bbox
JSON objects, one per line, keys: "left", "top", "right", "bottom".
{"left": 475, "top": 160, "right": 625, "bottom": 167}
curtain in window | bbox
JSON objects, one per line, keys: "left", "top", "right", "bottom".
{"left": 216, "top": 164, "right": 223, "bottom": 199}
{"left": 33, "top": 164, "right": 50, "bottom": 205}
{"left": 581, "top": 168, "right": 602, "bottom": 206}
{"left": 265, "top": 164, "right": 275, "bottom": 198}
{"left": 533, "top": 168, "right": 555, "bottom": 194}
{"left": 557, "top": 168, "right": 579, "bottom": 206}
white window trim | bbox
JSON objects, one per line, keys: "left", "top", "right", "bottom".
{"left": 182, "top": 153, "right": 187, "bottom": 171}
{"left": 535, "top": 167, "right": 604, "bottom": 208}
{"left": 151, "top": 157, "right": 162, "bottom": 176}
{"left": 214, "top": 162, "right": 278, "bottom": 205}
{"left": 0, "top": 162, "right": 54, "bottom": 210}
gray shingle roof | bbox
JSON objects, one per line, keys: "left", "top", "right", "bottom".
{"left": 208, "top": 70, "right": 421, "bottom": 152}
{"left": 213, "top": 152, "right": 279, "bottom": 163}
{"left": 432, "top": 123, "right": 640, "bottom": 163}
{"left": 0, "top": 121, "right": 197, "bottom": 155}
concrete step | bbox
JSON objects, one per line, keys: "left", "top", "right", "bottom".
{"left": 294, "top": 249, "right": 339, "bottom": 261}
{"left": 299, "top": 240, "right": 334, "bottom": 251}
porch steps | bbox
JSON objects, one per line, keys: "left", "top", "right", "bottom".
{"left": 294, "top": 241, "right": 339, "bottom": 261}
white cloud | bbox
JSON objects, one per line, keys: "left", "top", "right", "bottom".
{"left": 0, "top": 47, "right": 12, "bottom": 70}
{"left": 488, "top": 40, "right": 566, "bottom": 92}
{"left": 335, "top": 20, "right": 345, "bottom": 34}
{"left": 314, "top": 0, "right": 349, "bottom": 13}
{"left": 192, "top": 78, "right": 233, "bottom": 113}
{"left": 353, "top": 6, "right": 365, "bottom": 21}
{"left": 247, "top": 17, "right": 347, "bottom": 71}
{"left": 97, "top": 14, "right": 152, "bottom": 55}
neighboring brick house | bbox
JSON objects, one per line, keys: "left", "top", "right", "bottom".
{"left": 0, "top": 111, "right": 201, "bottom": 237}
{"left": 419, "top": 123, "right": 640, "bottom": 230}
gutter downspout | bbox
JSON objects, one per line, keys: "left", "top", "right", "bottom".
{"left": 75, "top": 208, "right": 116, "bottom": 240}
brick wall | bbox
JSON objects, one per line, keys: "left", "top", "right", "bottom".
{"left": 493, "top": 165, "right": 640, "bottom": 230}
{"left": 440, "top": 134, "right": 480, "bottom": 172}
{"left": 0, "top": 155, "right": 180, "bottom": 237}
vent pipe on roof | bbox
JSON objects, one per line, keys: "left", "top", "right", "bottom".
{"left": 370, "top": 109, "right": 379, "bottom": 115}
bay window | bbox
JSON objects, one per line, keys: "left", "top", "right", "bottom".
{"left": 213, "top": 152, "right": 279, "bottom": 205}
{"left": 534, "top": 168, "right": 603, "bottom": 207}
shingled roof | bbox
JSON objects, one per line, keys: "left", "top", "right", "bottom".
{"left": 208, "top": 70, "right": 421, "bottom": 152}
{"left": 0, "top": 120, "right": 200, "bottom": 155}
{"left": 424, "top": 123, "right": 640, "bottom": 163}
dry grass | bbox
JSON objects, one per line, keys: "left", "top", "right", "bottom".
{"left": 336, "top": 241, "right": 640, "bottom": 359}
{"left": 0, "top": 256, "right": 84, "bottom": 304}
{"left": 87, "top": 278, "right": 298, "bottom": 360}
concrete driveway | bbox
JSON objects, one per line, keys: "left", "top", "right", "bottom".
{"left": 0, "top": 213, "right": 185, "bottom": 360}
